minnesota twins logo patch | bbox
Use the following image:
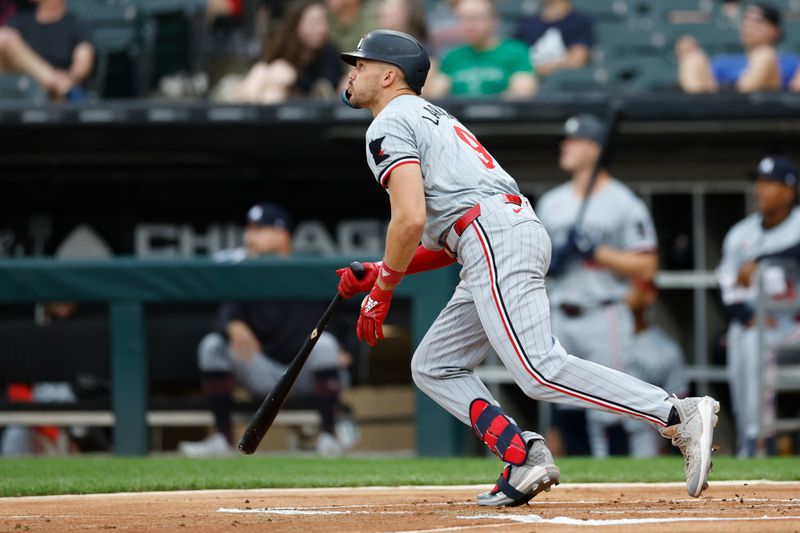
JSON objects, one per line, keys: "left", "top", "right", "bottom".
{"left": 369, "top": 136, "right": 389, "bottom": 165}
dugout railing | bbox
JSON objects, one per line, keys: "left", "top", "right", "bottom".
{"left": 0, "top": 258, "right": 461, "bottom": 456}
{"left": 755, "top": 259, "right": 800, "bottom": 442}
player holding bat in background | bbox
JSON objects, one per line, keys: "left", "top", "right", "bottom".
{"left": 336, "top": 29, "right": 719, "bottom": 506}
{"left": 536, "top": 114, "right": 660, "bottom": 458}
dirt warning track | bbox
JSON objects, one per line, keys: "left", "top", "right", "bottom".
{"left": 2, "top": 482, "right": 799, "bottom": 532}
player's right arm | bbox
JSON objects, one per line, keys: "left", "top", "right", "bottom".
{"left": 592, "top": 197, "right": 658, "bottom": 280}
{"left": 378, "top": 163, "right": 427, "bottom": 286}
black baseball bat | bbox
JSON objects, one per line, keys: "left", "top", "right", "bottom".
{"left": 572, "top": 99, "right": 625, "bottom": 230}
{"left": 237, "top": 261, "right": 366, "bottom": 454}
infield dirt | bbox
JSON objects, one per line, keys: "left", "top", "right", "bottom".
{"left": 2, "top": 482, "right": 799, "bottom": 532}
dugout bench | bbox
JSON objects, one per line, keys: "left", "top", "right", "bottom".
{"left": 0, "top": 258, "right": 460, "bottom": 456}
{"left": 0, "top": 315, "right": 322, "bottom": 451}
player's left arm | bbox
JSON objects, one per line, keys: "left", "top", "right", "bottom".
{"left": 592, "top": 247, "right": 657, "bottom": 280}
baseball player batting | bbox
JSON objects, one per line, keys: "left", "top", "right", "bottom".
{"left": 335, "top": 29, "right": 719, "bottom": 506}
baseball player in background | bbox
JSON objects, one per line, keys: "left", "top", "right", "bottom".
{"left": 717, "top": 156, "right": 800, "bottom": 458}
{"left": 623, "top": 280, "right": 689, "bottom": 457}
{"left": 179, "top": 203, "right": 357, "bottom": 457}
{"left": 536, "top": 115, "right": 660, "bottom": 458}
{"left": 335, "top": 29, "right": 719, "bottom": 505}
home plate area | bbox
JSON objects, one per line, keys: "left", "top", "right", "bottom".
{"left": 3, "top": 482, "right": 800, "bottom": 532}
{"left": 215, "top": 482, "right": 800, "bottom": 532}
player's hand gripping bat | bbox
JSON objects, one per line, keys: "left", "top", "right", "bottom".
{"left": 238, "top": 261, "right": 366, "bottom": 454}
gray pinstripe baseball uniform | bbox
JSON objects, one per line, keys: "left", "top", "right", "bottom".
{"left": 364, "top": 94, "right": 673, "bottom": 438}
{"left": 717, "top": 207, "right": 800, "bottom": 456}
{"left": 536, "top": 180, "right": 658, "bottom": 457}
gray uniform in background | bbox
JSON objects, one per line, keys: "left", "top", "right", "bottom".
{"left": 717, "top": 207, "right": 800, "bottom": 456}
{"left": 536, "top": 179, "right": 658, "bottom": 457}
{"left": 365, "top": 94, "right": 673, "bottom": 434}
{"left": 623, "top": 326, "right": 689, "bottom": 457}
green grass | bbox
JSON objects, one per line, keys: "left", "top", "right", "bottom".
{"left": 0, "top": 456, "right": 798, "bottom": 497}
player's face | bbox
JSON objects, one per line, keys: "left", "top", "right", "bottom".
{"left": 559, "top": 137, "right": 599, "bottom": 173}
{"left": 754, "top": 178, "right": 795, "bottom": 213}
{"left": 244, "top": 225, "right": 288, "bottom": 256}
{"left": 297, "top": 3, "right": 328, "bottom": 51}
{"left": 346, "top": 59, "right": 386, "bottom": 107}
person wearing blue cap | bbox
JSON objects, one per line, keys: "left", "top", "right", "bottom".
{"left": 717, "top": 155, "right": 800, "bottom": 457}
{"left": 536, "top": 114, "right": 660, "bottom": 459}
{"left": 179, "top": 202, "right": 358, "bottom": 457}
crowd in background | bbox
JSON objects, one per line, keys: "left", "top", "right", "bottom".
{"left": 1, "top": 0, "right": 800, "bottom": 102}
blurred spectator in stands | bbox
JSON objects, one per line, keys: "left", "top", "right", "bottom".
{"left": 379, "top": 0, "right": 427, "bottom": 45}
{"left": 206, "top": 0, "right": 244, "bottom": 23}
{"left": 326, "top": 0, "right": 377, "bottom": 53}
{"left": 718, "top": 156, "right": 800, "bottom": 457}
{"left": 425, "top": 0, "right": 536, "bottom": 99}
{"left": 0, "top": 0, "right": 94, "bottom": 100}
{"left": 514, "top": 0, "right": 594, "bottom": 78}
{"left": 232, "top": 0, "right": 341, "bottom": 103}
{"left": 622, "top": 280, "right": 689, "bottom": 457}
{"left": 676, "top": 2, "right": 799, "bottom": 93}
{"left": 0, "top": 0, "right": 19, "bottom": 26}
{"left": 427, "top": 0, "right": 461, "bottom": 58}
{"left": 178, "top": 202, "right": 357, "bottom": 457}
{"left": 377, "top": 0, "right": 439, "bottom": 86}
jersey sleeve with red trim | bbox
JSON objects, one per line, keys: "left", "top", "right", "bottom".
{"left": 620, "top": 197, "right": 657, "bottom": 252}
{"left": 365, "top": 111, "right": 421, "bottom": 189}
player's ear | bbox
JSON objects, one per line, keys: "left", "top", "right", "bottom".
{"left": 381, "top": 67, "right": 396, "bottom": 88}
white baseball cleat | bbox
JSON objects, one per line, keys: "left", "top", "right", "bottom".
{"left": 661, "top": 396, "right": 720, "bottom": 497}
{"left": 178, "top": 433, "right": 234, "bottom": 458}
{"left": 477, "top": 432, "right": 560, "bottom": 507}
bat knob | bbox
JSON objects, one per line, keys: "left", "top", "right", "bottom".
{"left": 349, "top": 261, "right": 366, "bottom": 280}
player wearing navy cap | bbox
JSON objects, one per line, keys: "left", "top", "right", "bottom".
{"left": 179, "top": 202, "right": 356, "bottom": 457}
{"left": 717, "top": 156, "right": 800, "bottom": 457}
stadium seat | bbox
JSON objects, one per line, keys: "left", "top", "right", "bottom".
{"left": 572, "top": 0, "right": 629, "bottom": 23}
{"left": 783, "top": 20, "right": 800, "bottom": 54}
{"left": 0, "top": 74, "right": 46, "bottom": 104}
{"left": 537, "top": 66, "right": 607, "bottom": 96}
{"left": 595, "top": 21, "right": 666, "bottom": 62}
{"left": 605, "top": 57, "right": 678, "bottom": 93}
{"left": 69, "top": 0, "right": 148, "bottom": 97}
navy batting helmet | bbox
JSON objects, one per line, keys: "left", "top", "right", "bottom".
{"left": 340, "top": 29, "right": 430, "bottom": 107}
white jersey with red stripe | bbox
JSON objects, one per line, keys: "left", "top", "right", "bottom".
{"left": 364, "top": 94, "right": 520, "bottom": 251}
{"left": 536, "top": 179, "right": 657, "bottom": 306}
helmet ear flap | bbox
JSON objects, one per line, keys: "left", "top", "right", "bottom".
{"left": 341, "top": 88, "right": 360, "bottom": 109}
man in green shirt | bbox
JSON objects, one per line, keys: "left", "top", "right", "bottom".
{"left": 426, "top": 0, "right": 537, "bottom": 98}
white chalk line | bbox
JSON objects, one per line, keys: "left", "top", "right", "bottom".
{"left": 456, "top": 514, "right": 800, "bottom": 527}
{"left": 391, "top": 515, "right": 800, "bottom": 533}
{"left": 218, "top": 508, "right": 412, "bottom": 516}
{"left": 211, "top": 496, "right": 800, "bottom": 513}
{"left": 4, "top": 480, "right": 799, "bottom": 502}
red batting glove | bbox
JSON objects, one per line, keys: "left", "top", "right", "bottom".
{"left": 357, "top": 284, "right": 393, "bottom": 346}
{"left": 336, "top": 261, "right": 379, "bottom": 298}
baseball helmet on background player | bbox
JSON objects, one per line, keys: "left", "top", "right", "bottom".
{"left": 340, "top": 29, "right": 431, "bottom": 108}
{"left": 563, "top": 114, "right": 604, "bottom": 144}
